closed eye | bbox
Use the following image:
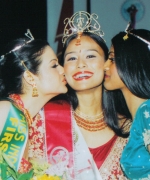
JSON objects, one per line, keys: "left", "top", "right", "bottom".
{"left": 108, "top": 57, "right": 115, "bottom": 62}
{"left": 52, "top": 64, "right": 59, "bottom": 68}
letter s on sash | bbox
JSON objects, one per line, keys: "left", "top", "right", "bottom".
{"left": 14, "top": 133, "right": 24, "bottom": 141}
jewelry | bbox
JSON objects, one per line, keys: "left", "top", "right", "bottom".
{"left": 74, "top": 110, "right": 107, "bottom": 131}
{"left": 26, "top": 70, "right": 39, "bottom": 97}
{"left": 62, "top": 11, "right": 105, "bottom": 45}
{"left": 32, "top": 84, "right": 38, "bottom": 97}
{"left": 123, "top": 22, "right": 150, "bottom": 50}
{"left": 9, "top": 94, "right": 33, "bottom": 126}
{"left": 0, "top": 29, "right": 34, "bottom": 61}
{"left": 75, "top": 31, "right": 83, "bottom": 46}
{"left": 75, "top": 108, "right": 103, "bottom": 121}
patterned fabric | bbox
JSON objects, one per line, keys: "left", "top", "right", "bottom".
{"left": 99, "top": 136, "right": 128, "bottom": 180}
{"left": 120, "top": 99, "right": 150, "bottom": 179}
{"left": 89, "top": 135, "right": 118, "bottom": 169}
{"left": 28, "top": 111, "right": 46, "bottom": 160}
{"left": 18, "top": 158, "right": 32, "bottom": 174}
{"left": 29, "top": 102, "right": 129, "bottom": 180}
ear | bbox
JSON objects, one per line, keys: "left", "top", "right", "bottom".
{"left": 23, "top": 70, "right": 34, "bottom": 86}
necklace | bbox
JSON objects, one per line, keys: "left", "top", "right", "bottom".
{"left": 74, "top": 110, "right": 107, "bottom": 131}
{"left": 9, "top": 94, "right": 33, "bottom": 126}
{"left": 75, "top": 108, "right": 104, "bottom": 121}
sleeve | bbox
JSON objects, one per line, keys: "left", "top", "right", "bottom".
{"left": 139, "top": 103, "right": 150, "bottom": 150}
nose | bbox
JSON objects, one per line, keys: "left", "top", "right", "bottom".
{"left": 59, "top": 65, "right": 65, "bottom": 75}
{"left": 104, "top": 60, "right": 110, "bottom": 71}
{"left": 77, "top": 58, "right": 86, "bottom": 69}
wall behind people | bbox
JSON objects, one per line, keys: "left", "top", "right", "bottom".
{"left": 47, "top": 0, "right": 150, "bottom": 56}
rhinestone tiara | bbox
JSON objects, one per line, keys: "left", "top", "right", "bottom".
{"left": 62, "top": 11, "right": 105, "bottom": 45}
{"left": 123, "top": 23, "right": 150, "bottom": 50}
{"left": 0, "top": 29, "right": 34, "bottom": 61}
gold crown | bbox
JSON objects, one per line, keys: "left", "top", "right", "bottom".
{"left": 62, "top": 11, "right": 105, "bottom": 45}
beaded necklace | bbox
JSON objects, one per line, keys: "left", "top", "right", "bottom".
{"left": 74, "top": 109, "right": 107, "bottom": 131}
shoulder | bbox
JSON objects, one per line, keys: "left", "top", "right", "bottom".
{"left": 139, "top": 99, "right": 150, "bottom": 110}
{"left": 0, "top": 100, "right": 11, "bottom": 112}
{"left": 115, "top": 135, "right": 128, "bottom": 147}
{"left": 136, "top": 100, "right": 150, "bottom": 118}
{"left": 0, "top": 101, "right": 12, "bottom": 133}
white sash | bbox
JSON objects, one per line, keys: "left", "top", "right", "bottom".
{"left": 74, "top": 119, "right": 103, "bottom": 180}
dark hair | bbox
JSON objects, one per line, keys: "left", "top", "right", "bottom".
{"left": 104, "top": 29, "right": 150, "bottom": 137}
{"left": 60, "top": 32, "right": 108, "bottom": 109}
{"left": 0, "top": 38, "right": 49, "bottom": 97}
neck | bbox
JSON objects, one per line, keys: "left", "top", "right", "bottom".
{"left": 20, "top": 93, "right": 55, "bottom": 118}
{"left": 122, "top": 88, "right": 147, "bottom": 119}
{"left": 76, "top": 86, "right": 103, "bottom": 116}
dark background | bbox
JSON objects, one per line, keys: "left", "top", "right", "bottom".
{"left": 0, "top": 0, "right": 47, "bottom": 54}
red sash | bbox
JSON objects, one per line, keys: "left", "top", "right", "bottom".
{"left": 44, "top": 100, "right": 73, "bottom": 163}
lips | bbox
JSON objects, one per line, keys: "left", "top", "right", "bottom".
{"left": 104, "top": 74, "right": 110, "bottom": 79}
{"left": 73, "top": 71, "right": 93, "bottom": 81}
{"left": 62, "top": 77, "right": 67, "bottom": 84}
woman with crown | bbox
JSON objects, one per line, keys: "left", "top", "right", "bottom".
{"left": 104, "top": 26, "right": 150, "bottom": 179}
{"left": 41, "top": 11, "right": 130, "bottom": 180}
{"left": 0, "top": 30, "right": 67, "bottom": 179}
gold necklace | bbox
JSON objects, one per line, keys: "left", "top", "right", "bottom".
{"left": 74, "top": 110, "right": 107, "bottom": 131}
{"left": 75, "top": 108, "right": 103, "bottom": 121}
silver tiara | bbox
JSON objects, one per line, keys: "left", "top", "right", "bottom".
{"left": 0, "top": 29, "right": 34, "bottom": 61}
{"left": 123, "top": 23, "right": 150, "bottom": 50}
{"left": 62, "top": 11, "right": 105, "bottom": 45}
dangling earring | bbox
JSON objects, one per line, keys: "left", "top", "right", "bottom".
{"left": 32, "top": 83, "right": 38, "bottom": 97}
{"left": 25, "top": 70, "right": 38, "bottom": 97}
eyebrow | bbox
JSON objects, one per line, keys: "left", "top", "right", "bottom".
{"left": 50, "top": 58, "right": 58, "bottom": 62}
{"left": 87, "top": 49, "right": 99, "bottom": 53}
{"left": 64, "top": 51, "right": 75, "bottom": 58}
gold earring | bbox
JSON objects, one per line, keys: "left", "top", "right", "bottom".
{"left": 32, "top": 83, "right": 38, "bottom": 97}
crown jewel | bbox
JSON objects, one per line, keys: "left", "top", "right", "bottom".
{"left": 62, "top": 11, "right": 105, "bottom": 45}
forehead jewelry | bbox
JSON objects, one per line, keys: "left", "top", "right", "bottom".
{"left": 0, "top": 29, "right": 34, "bottom": 61}
{"left": 123, "top": 23, "right": 150, "bottom": 50}
{"left": 62, "top": 11, "right": 105, "bottom": 46}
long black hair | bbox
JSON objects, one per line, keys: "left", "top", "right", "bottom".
{"left": 0, "top": 38, "right": 49, "bottom": 97}
{"left": 104, "top": 29, "right": 150, "bottom": 137}
{"left": 60, "top": 32, "right": 108, "bottom": 110}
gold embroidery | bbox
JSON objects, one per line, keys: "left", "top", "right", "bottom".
{"left": 99, "top": 137, "right": 128, "bottom": 180}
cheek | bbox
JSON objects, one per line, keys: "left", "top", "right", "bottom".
{"left": 111, "top": 66, "right": 119, "bottom": 79}
{"left": 91, "top": 59, "right": 105, "bottom": 68}
{"left": 39, "top": 70, "right": 59, "bottom": 84}
{"left": 64, "top": 64, "right": 74, "bottom": 77}
{"left": 92, "top": 61, "right": 105, "bottom": 76}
